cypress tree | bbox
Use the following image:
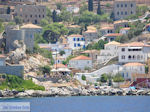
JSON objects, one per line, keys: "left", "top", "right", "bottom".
{"left": 97, "top": 0, "right": 101, "bottom": 15}
{"left": 88, "top": 0, "right": 93, "bottom": 11}
{"left": 7, "top": 7, "right": 11, "bottom": 14}
{"left": 52, "top": 10, "right": 57, "bottom": 22}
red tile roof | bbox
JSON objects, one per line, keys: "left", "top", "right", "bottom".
{"left": 68, "top": 34, "right": 83, "bottom": 38}
{"left": 0, "top": 55, "right": 6, "bottom": 58}
{"left": 124, "top": 63, "right": 144, "bottom": 67}
{"left": 119, "top": 42, "right": 150, "bottom": 47}
{"left": 71, "top": 55, "right": 92, "bottom": 60}
{"left": 105, "top": 33, "right": 123, "bottom": 37}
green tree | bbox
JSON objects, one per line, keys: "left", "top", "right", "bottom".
{"left": 59, "top": 9, "right": 72, "bottom": 23}
{"left": 40, "top": 19, "right": 49, "bottom": 27}
{"left": 88, "top": 0, "right": 93, "bottom": 11}
{"left": 79, "top": 3, "right": 88, "bottom": 14}
{"left": 113, "top": 73, "right": 124, "bottom": 82}
{"left": 40, "top": 65, "right": 51, "bottom": 74}
{"left": 145, "top": 65, "right": 149, "bottom": 74}
{"left": 100, "top": 74, "right": 108, "bottom": 83}
{"left": 82, "top": 75, "right": 86, "bottom": 80}
{"left": 59, "top": 50, "right": 65, "bottom": 56}
{"left": 52, "top": 10, "right": 57, "bottom": 22}
{"left": 97, "top": 0, "right": 101, "bottom": 15}
{"left": 56, "top": 2, "right": 63, "bottom": 10}
{"left": 14, "top": 16, "right": 23, "bottom": 25}
{"left": 42, "top": 23, "right": 68, "bottom": 43}
{"left": 86, "top": 40, "right": 107, "bottom": 50}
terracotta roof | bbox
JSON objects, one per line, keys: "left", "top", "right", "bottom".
{"left": 119, "top": 42, "right": 150, "bottom": 47}
{"left": 0, "top": 55, "right": 6, "bottom": 58}
{"left": 120, "top": 27, "right": 130, "bottom": 30}
{"left": 124, "top": 63, "right": 144, "bottom": 67}
{"left": 105, "top": 33, "right": 123, "bottom": 37}
{"left": 87, "top": 26, "right": 97, "bottom": 30}
{"left": 68, "top": 34, "right": 83, "bottom": 38}
{"left": 101, "top": 26, "right": 114, "bottom": 30}
{"left": 114, "top": 20, "right": 129, "bottom": 24}
{"left": 71, "top": 55, "right": 92, "bottom": 60}
{"left": 81, "top": 50, "right": 99, "bottom": 54}
{"left": 84, "top": 30, "right": 97, "bottom": 33}
{"left": 54, "top": 64, "right": 67, "bottom": 68}
{"left": 105, "top": 41, "right": 120, "bottom": 45}
{"left": 21, "top": 24, "right": 42, "bottom": 29}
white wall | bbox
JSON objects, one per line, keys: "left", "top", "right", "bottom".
{"left": 118, "top": 46, "right": 148, "bottom": 63}
{"left": 67, "top": 36, "right": 85, "bottom": 50}
{"left": 69, "top": 60, "right": 92, "bottom": 70}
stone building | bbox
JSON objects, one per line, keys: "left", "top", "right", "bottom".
{"left": 0, "top": 55, "right": 24, "bottom": 77}
{"left": 5, "top": 24, "right": 42, "bottom": 52}
{"left": 113, "top": 0, "right": 136, "bottom": 20}
{"left": 14, "top": 4, "right": 46, "bottom": 24}
{"left": 21, "top": 24, "right": 42, "bottom": 51}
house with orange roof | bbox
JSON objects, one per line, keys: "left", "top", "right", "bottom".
{"left": 118, "top": 42, "right": 150, "bottom": 64}
{"left": 114, "top": 20, "right": 129, "bottom": 30}
{"left": 69, "top": 55, "right": 92, "bottom": 70}
{"left": 98, "top": 41, "right": 120, "bottom": 63}
{"left": 120, "top": 62, "right": 145, "bottom": 80}
{"left": 67, "top": 34, "right": 85, "bottom": 50}
{"left": 100, "top": 26, "right": 115, "bottom": 36}
{"left": 102, "top": 33, "right": 123, "bottom": 42}
{"left": 83, "top": 29, "right": 98, "bottom": 44}
{"left": 81, "top": 50, "right": 100, "bottom": 62}
{"left": 120, "top": 27, "right": 130, "bottom": 34}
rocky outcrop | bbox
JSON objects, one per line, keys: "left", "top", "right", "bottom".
{"left": 1, "top": 87, "right": 150, "bottom": 98}
{"left": 19, "top": 54, "right": 50, "bottom": 73}
{"left": 7, "top": 40, "right": 26, "bottom": 64}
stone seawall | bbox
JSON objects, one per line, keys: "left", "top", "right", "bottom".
{"left": 1, "top": 87, "right": 150, "bottom": 98}
{"left": 0, "top": 65, "right": 24, "bottom": 77}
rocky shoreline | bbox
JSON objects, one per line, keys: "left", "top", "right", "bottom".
{"left": 1, "top": 86, "right": 150, "bottom": 98}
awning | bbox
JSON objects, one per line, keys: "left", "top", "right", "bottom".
{"left": 51, "top": 68, "right": 71, "bottom": 72}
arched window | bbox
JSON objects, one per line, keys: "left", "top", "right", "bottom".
{"left": 128, "top": 55, "right": 131, "bottom": 59}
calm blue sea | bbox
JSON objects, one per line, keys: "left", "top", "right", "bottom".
{"left": 0, "top": 96, "right": 150, "bottom": 112}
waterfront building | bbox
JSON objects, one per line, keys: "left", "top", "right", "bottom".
{"left": 69, "top": 55, "right": 92, "bottom": 70}
{"left": 118, "top": 42, "right": 150, "bottom": 64}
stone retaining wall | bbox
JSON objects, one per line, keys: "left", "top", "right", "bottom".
{"left": 0, "top": 65, "right": 24, "bottom": 77}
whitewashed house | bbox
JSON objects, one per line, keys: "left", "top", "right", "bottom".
{"left": 118, "top": 42, "right": 150, "bottom": 64}
{"left": 98, "top": 41, "right": 120, "bottom": 63}
{"left": 69, "top": 55, "right": 92, "bottom": 70}
{"left": 67, "top": 34, "right": 85, "bottom": 50}
{"left": 120, "top": 63, "right": 145, "bottom": 80}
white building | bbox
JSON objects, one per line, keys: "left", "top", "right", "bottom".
{"left": 69, "top": 55, "right": 92, "bottom": 70}
{"left": 118, "top": 42, "right": 150, "bottom": 64}
{"left": 98, "top": 41, "right": 120, "bottom": 63}
{"left": 120, "top": 62, "right": 145, "bottom": 80}
{"left": 67, "top": 34, "right": 85, "bottom": 50}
